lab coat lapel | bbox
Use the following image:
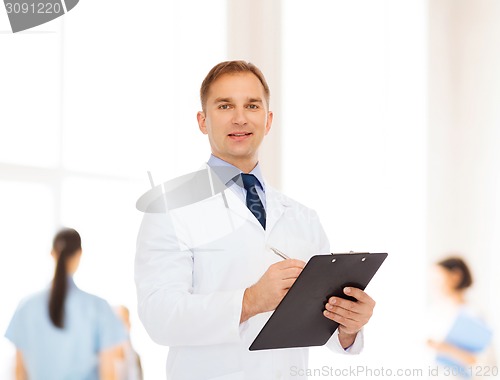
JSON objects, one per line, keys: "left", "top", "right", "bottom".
{"left": 221, "top": 186, "right": 289, "bottom": 232}
{"left": 222, "top": 188, "right": 263, "bottom": 229}
{"left": 264, "top": 186, "right": 290, "bottom": 235}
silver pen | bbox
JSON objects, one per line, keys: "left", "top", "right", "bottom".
{"left": 270, "top": 247, "right": 291, "bottom": 260}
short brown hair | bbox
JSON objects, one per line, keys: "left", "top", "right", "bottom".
{"left": 437, "top": 256, "right": 473, "bottom": 290}
{"left": 200, "top": 60, "right": 270, "bottom": 111}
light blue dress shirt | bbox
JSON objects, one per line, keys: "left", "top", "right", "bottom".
{"left": 207, "top": 154, "right": 267, "bottom": 210}
{"left": 5, "top": 277, "right": 127, "bottom": 380}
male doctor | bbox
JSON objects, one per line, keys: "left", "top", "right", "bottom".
{"left": 135, "top": 61, "right": 376, "bottom": 380}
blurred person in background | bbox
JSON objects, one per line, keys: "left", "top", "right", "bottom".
{"left": 4, "top": 228, "right": 127, "bottom": 380}
{"left": 114, "top": 305, "right": 143, "bottom": 380}
{"left": 427, "top": 256, "right": 496, "bottom": 379}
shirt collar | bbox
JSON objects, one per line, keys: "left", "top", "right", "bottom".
{"left": 207, "top": 154, "right": 266, "bottom": 191}
{"left": 68, "top": 276, "right": 77, "bottom": 289}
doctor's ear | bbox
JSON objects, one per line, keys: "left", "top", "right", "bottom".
{"left": 197, "top": 111, "right": 208, "bottom": 134}
{"left": 264, "top": 111, "right": 273, "bottom": 135}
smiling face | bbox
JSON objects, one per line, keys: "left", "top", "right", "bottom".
{"left": 197, "top": 72, "right": 273, "bottom": 173}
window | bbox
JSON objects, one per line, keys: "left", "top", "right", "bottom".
{"left": 0, "top": 1, "right": 226, "bottom": 377}
{"left": 282, "top": 0, "right": 428, "bottom": 370}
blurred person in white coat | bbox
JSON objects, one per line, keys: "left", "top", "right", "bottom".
{"left": 114, "top": 305, "right": 143, "bottom": 380}
{"left": 135, "top": 61, "right": 377, "bottom": 380}
{"left": 427, "top": 256, "right": 496, "bottom": 379}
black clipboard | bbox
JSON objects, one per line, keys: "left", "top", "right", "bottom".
{"left": 249, "top": 252, "right": 388, "bottom": 351}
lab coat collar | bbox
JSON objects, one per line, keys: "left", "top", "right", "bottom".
{"left": 264, "top": 186, "right": 291, "bottom": 234}
{"left": 206, "top": 156, "right": 290, "bottom": 233}
{"left": 222, "top": 184, "right": 290, "bottom": 234}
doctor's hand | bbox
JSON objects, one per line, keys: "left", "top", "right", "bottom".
{"left": 323, "top": 287, "right": 375, "bottom": 349}
{"left": 240, "top": 259, "right": 305, "bottom": 323}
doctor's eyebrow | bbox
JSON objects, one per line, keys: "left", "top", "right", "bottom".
{"left": 213, "top": 97, "right": 263, "bottom": 104}
{"left": 214, "top": 97, "right": 233, "bottom": 104}
{"left": 247, "top": 97, "right": 263, "bottom": 104}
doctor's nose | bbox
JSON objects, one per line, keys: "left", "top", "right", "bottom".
{"left": 231, "top": 107, "right": 248, "bottom": 126}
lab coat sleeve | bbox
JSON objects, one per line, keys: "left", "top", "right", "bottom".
{"left": 326, "top": 329, "right": 364, "bottom": 354}
{"left": 135, "top": 212, "right": 245, "bottom": 347}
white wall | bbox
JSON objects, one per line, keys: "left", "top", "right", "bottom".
{"left": 281, "top": 0, "right": 429, "bottom": 373}
{"left": 428, "top": 0, "right": 500, "bottom": 364}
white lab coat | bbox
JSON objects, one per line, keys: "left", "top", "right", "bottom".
{"left": 135, "top": 183, "right": 363, "bottom": 380}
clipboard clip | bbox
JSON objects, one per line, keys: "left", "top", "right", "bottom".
{"left": 331, "top": 251, "right": 370, "bottom": 255}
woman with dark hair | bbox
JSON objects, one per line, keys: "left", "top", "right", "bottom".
{"left": 427, "top": 256, "right": 495, "bottom": 379}
{"left": 5, "top": 228, "right": 126, "bottom": 380}
{"left": 435, "top": 257, "right": 473, "bottom": 298}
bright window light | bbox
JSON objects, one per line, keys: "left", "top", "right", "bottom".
{"left": 282, "top": 0, "right": 428, "bottom": 372}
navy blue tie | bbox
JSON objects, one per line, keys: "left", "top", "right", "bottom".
{"left": 241, "top": 173, "right": 266, "bottom": 229}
